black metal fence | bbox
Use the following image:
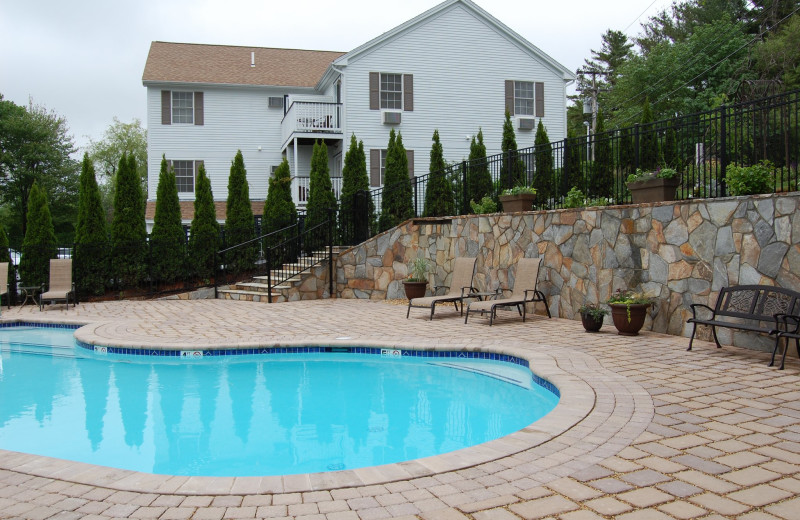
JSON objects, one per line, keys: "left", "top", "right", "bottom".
{"left": 361, "top": 88, "right": 799, "bottom": 229}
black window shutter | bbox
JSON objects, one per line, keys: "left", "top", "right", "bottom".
{"left": 161, "top": 91, "right": 171, "bottom": 125}
{"left": 370, "top": 149, "right": 381, "bottom": 186}
{"left": 369, "top": 72, "right": 379, "bottom": 110}
{"left": 535, "top": 82, "right": 544, "bottom": 118}
{"left": 194, "top": 92, "right": 204, "bottom": 125}
{"left": 505, "top": 80, "right": 514, "bottom": 116}
{"left": 403, "top": 74, "right": 414, "bottom": 112}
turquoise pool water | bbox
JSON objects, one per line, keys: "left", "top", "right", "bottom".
{"left": 0, "top": 325, "right": 559, "bottom": 477}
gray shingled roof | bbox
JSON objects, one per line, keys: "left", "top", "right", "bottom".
{"left": 142, "top": 42, "right": 345, "bottom": 87}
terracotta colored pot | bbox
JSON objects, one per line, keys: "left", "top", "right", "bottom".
{"left": 499, "top": 193, "right": 536, "bottom": 212}
{"left": 609, "top": 303, "right": 650, "bottom": 336}
{"left": 403, "top": 281, "right": 428, "bottom": 299}
{"left": 627, "top": 177, "right": 681, "bottom": 203}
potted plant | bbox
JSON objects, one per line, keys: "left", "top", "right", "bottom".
{"left": 403, "top": 257, "right": 430, "bottom": 299}
{"left": 578, "top": 303, "right": 608, "bottom": 332}
{"left": 606, "top": 289, "right": 653, "bottom": 336}
{"left": 499, "top": 186, "right": 537, "bottom": 212}
{"left": 626, "top": 167, "right": 681, "bottom": 203}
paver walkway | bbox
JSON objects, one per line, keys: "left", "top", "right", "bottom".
{"left": 0, "top": 299, "right": 798, "bottom": 520}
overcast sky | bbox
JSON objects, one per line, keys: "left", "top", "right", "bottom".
{"left": 0, "top": 0, "right": 673, "bottom": 153}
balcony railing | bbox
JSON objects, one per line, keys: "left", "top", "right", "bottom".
{"left": 295, "top": 176, "right": 343, "bottom": 204}
{"left": 281, "top": 102, "right": 342, "bottom": 146}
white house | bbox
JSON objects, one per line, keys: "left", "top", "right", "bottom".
{"left": 142, "top": 0, "right": 575, "bottom": 229}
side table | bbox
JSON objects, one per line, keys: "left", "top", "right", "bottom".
{"left": 19, "top": 286, "right": 40, "bottom": 308}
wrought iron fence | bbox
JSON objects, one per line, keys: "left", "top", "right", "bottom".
{"left": 362, "top": 88, "right": 800, "bottom": 220}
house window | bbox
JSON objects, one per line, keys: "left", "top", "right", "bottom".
{"left": 381, "top": 73, "right": 403, "bottom": 110}
{"left": 370, "top": 149, "right": 415, "bottom": 187}
{"left": 173, "top": 160, "right": 195, "bottom": 193}
{"left": 172, "top": 92, "right": 194, "bottom": 124}
{"left": 515, "top": 81, "right": 534, "bottom": 116}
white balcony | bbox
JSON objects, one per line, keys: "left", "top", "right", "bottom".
{"left": 281, "top": 102, "right": 342, "bottom": 148}
{"left": 295, "top": 176, "right": 343, "bottom": 205}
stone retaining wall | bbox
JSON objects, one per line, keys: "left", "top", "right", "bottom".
{"left": 335, "top": 193, "right": 800, "bottom": 351}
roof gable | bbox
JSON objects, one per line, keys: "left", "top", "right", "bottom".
{"left": 142, "top": 42, "right": 345, "bottom": 87}
{"left": 333, "top": 0, "right": 574, "bottom": 81}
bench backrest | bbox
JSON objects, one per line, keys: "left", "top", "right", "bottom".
{"left": 715, "top": 285, "right": 800, "bottom": 321}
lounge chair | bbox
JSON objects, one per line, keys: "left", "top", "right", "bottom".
{"left": 464, "top": 257, "right": 550, "bottom": 325}
{"left": 39, "top": 259, "right": 76, "bottom": 311}
{"left": 407, "top": 257, "right": 477, "bottom": 320}
{"left": 0, "top": 262, "right": 8, "bottom": 316}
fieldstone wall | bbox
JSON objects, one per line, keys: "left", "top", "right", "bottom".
{"left": 335, "top": 193, "right": 800, "bottom": 351}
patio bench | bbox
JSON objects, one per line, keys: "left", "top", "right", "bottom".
{"left": 686, "top": 285, "right": 800, "bottom": 363}
{"left": 773, "top": 314, "right": 800, "bottom": 370}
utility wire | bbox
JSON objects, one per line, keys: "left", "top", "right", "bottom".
{"left": 612, "top": 5, "right": 800, "bottom": 125}
{"left": 622, "top": 0, "right": 662, "bottom": 34}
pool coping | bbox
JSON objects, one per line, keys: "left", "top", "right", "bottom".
{"left": 0, "top": 317, "right": 653, "bottom": 495}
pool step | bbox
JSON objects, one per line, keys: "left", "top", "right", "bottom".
{"left": 0, "top": 341, "right": 77, "bottom": 358}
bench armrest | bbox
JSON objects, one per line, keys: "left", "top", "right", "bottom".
{"left": 689, "top": 303, "right": 715, "bottom": 320}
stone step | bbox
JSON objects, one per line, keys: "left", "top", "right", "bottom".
{"left": 217, "top": 288, "right": 288, "bottom": 303}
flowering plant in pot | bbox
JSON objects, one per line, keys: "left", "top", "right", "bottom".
{"left": 578, "top": 303, "right": 608, "bottom": 332}
{"left": 626, "top": 167, "right": 681, "bottom": 203}
{"left": 606, "top": 289, "right": 653, "bottom": 336}
{"left": 403, "top": 257, "right": 430, "bottom": 299}
{"left": 499, "top": 185, "right": 537, "bottom": 212}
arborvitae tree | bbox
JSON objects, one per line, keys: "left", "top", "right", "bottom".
{"left": 662, "top": 121, "right": 679, "bottom": 169}
{"left": 501, "top": 111, "right": 526, "bottom": 188}
{"left": 74, "top": 152, "right": 109, "bottom": 295}
{"left": 111, "top": 152, "right": 147, "bottom": 287}
{"left": 305, "top": 140, "right": 337, "bottom": 252}
{"left": 20, "top": 181, "right": 57, "bottom": 287}
{"left": 424, "top": 130, "right": 455, "bottom": 217}
{"left": 639, "top": 99, "right": 659, "bottom": 171}
{"left": 225, "top": 150, "right": 256, "bottom": 272}
{"left": 533, "top": 120, "right": 554, "bottom": 206}
{"left": 339, "top": 134, "right": 374, "bottom": 244}
{"left": 150, "top": 156, "right": 186, "bottom": 283}
{"left": 619, "top": 126, "right": 635, "bottom": 178}
{"left": 467, "top": 128, "right": 492, "bottom": 205}
{"left": 0, "top": 226, "right": 16, "bottom": 305}
{"left": 263, "top": 157, "right": 297, "bottom": 266}
{"left": 378, "top": 130, "right": 414, "bottom": 231}
{"left": 188, "top": 163, "right": 220, "bottom": 280}
{"left": 590, "top": 111, "right": 614, "bottom": 198}
{"left": 564, "top": 128, "right": 585, "bottom": 195}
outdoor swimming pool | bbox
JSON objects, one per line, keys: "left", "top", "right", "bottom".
{"left": 0, "top": 325, "right": 559, "bottom": 477}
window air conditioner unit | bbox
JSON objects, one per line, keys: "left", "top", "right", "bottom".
{"left": 382, "top": 111, "right": 402, "bottom": 124}
{"left": 268, "top": 96, "right": 283, "bottom": 108}
{"left": 518, "top": 118, "right": 535, "bottom": 130}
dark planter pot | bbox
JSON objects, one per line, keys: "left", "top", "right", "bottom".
{"left": 580, "top": 313, "right": 605, "bottom": 332}
{"left": 609, "top": 303, "right": 650, "bottom": 336}
{"left": 403, "top": 281, "right": 428, "bottom": 299}
{"left": 627, "top": 177, "right": 681, "bottom": 204}
{"left": 499, "top": 193, "right": 536, "bottom": 212}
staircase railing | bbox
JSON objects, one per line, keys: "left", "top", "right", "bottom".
{"left": 213, "top": 209, "right": 335, "bottom": 302}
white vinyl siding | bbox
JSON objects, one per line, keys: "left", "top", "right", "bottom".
{"left": 347, "top": 3, "right": 568, "bottom": 179}
{"left": 147, "top": 86, "right": 291, "bottom": 202}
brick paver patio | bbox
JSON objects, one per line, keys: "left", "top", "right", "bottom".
{"left": 0, "top": 298, "right": 798, "bottom": 520}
